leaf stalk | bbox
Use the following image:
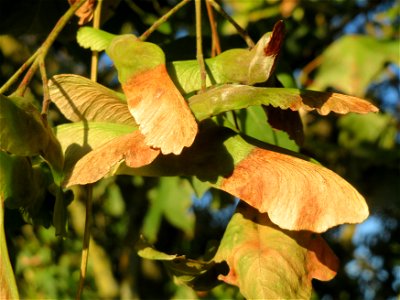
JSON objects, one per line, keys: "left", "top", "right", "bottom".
{"left": 195, "top": 0, "right": 207, "bottom": 92}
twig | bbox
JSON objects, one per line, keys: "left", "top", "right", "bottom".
{"left": 195, "top": 0, "right": 207, "bottom": 92}
{"left": 299, "top": 55, "right": 322, "bottom": 87}
{"left": 90, "top": 0, "right": 103, "bottom": 82}
{"left": 39, "top": 58, "right": 50, "bottom": 116}
{"left": 15, "top": 59, "right": 39, "bottom": 96}
{"left": 76, "top": 185, "right": 93, "bottom": 300}
{"left": 139, "top": 0, "right": 191, "bottom": 41}
{"left": 208, "top": 0, "right": 255, "bottom": 48}
{"left": 75, "top": 3, "right": 102, "bottom": 298}
{"left": 2, "top": 0, "right": 88, "bottom": 97}
{"left": 205, "top": 0, "right": 221, "bottom": 56}
{"left": 0, "top": 51, "right": 39, "bottom": 95}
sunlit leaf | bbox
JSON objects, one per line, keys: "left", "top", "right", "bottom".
{"left": 65, "top": 130, "right": 160, "bottom": 187}
{"left": 114, "top": 123, "right": 369, "bottom": 232}
{"left": 76, "top": 26, "right": 117, "bottom": 51}
{"left": 218, "top": 140, "right": 369, "bottom": 232}
{"left": 170, "top": 21, "right": 284, "bottom": 94}
{"left": 107, "top": 36, "right": 198, "bottom": 154}
{"left": 49, "top": 74, "right": 135, "bottom": 126}
{"left": 188, "top": 84, "right": 378, "bottom": 121}
{"left": 214, "top": 203, "right": 339, "bottom": 299}
{"left": 309, "top": 35, "right": 400, "bottom": 96}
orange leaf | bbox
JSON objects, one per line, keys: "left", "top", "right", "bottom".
{"left": 124, "top": 64, "right": 198, "bottom": 155}
{"left": 220, "top": 147, "right": 369, "bottom": 232}
{"left": 65, "top": 131, "right": 159, "bottom": 187}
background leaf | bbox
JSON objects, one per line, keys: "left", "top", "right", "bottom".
{"left": 309, "top": 35, "right": 399, "bottom": 96}
{"left": 143, "top": 177, "right": 194, "bottom": 242}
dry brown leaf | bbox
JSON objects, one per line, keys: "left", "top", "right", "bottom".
{"left": 124, "top": 64, "right": 198, "bottom": 155}
{"left": 296, "top": 91, "right": 379, "bottom": 115}
{"left": 220, "top": 148, "right": 369, "bottom": 232}
{"left": 68, "top": 0, "right": 96, "bottom": 25}
{"left": 65, "top": 131, "right": 159, "bottom": 187}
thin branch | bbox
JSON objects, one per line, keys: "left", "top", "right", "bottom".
{"left": 75, "top": 3, "right": 102, "bottom": 298}
{"left": 299, "top": 55, "right": 322, "bottom": 87}
{"left": 208, "top": 0, "right": 255, "bottom": 48}
{"left": 6, "top": 0, "right": 88, "bottom": 97}
{"left": 195, "top": 0, "right": 207, "bottom": 92}
{"left": 76, "top": 185, "right": 93, "bottom": 300}
{"left": 39, "top": 58, "right": 50, "bottom": 116}
{"left": 90, "top": 0, "right": 103, "bottom": 82}
{"left": 15, "top": 59, "right": 39, "bottom": 96}
{"left": 139, "top": 0, "right": 191, "bottom": 41}
{"left": 205, "top": 0, "right": 221, "bottom": 56}
{"left": 0, "top": 51, "right": 39, "bottom": 95}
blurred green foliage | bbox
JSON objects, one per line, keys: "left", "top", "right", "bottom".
{"left": 1, "top": 0, "right": 399, "bottom": 299}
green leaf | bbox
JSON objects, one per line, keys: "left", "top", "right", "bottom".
{"left": 188, "top": 84, "right": 378, "bottom": 121}
{"left": 0, "top": 95, "right": 49, "bottom": 156}
{"left": 169, "top": 28, "right": 283, "bottom": 94}
{"left": 137, "top": 239, "right": 178, "bottom": 260}
{"left": 0, "top": 151, "right": 56, "bottom": 228}
{"left": 310, "top": 35, "right": 400, "bottom": 96}
{"left": 0, "top": 151, "right": 36, "bottom": 209}
{"left": 106, "top": 35, "right": 165, "bottom": 84}
{"left": 143, "top": 177, "right": 194, "bottom": 242}
{"left": 137, "top": 240, "right": 226, "bottom": 291}
{"left": 48, "top": 74, "right": 135, "bottom": 126}
{"left": 338, "top": 113, "right": 397, "bottom": 150}
{"left": 1, "top": 193, "right": 19, "bottom": 300}
{"left": 213, "top": 203, "right": 339, "bottom": 299}
{"left": 76, "top": 27, "right": 117, "bottom": 51}
{"left": 235, "top": 105, "right": 299, "bottom": 151}
{"left": 338, "top": 113, "right": 398, "bottom": 160}
{"left": 0, "top": 95, "right": 64, "bottom": 181}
